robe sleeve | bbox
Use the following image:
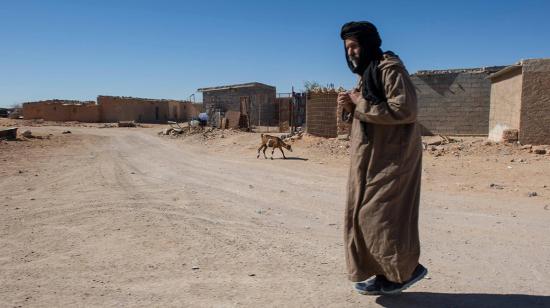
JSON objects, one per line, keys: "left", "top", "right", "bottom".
{"left": 353, "top": 65, "right": 417, "bottom": 125}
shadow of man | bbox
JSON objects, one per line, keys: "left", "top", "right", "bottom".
{"left": 376, "top": 292, "right": 550, "bottom": 308}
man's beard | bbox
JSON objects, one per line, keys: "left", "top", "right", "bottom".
{"left": 350, "top": 56, "right": 363, "bottom": 73}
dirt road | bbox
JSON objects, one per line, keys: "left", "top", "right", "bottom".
{"left": 1, "top": 126, "right": 549, "bottom": 307}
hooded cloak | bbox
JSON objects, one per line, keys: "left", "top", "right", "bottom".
{"left": 340, "top": 22, "right": 423, "bottom": 283}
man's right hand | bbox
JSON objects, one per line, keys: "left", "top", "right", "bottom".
{"left": 338, "top": 92, "right": 355, "bottom": 113}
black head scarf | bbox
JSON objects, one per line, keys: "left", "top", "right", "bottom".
{"left": 340, "top": 21, "right": 386, "bottom": 104}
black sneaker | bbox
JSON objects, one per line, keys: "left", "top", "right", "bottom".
{"left": 353, "top": 275, "right": 387, "bottom": 295}
{"left": 380, "top": 264, "right": 428, "bottom": 295}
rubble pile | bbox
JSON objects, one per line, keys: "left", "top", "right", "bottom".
{"left": 299, "top": 134, "right": 351, "bottom": 158}
{"left": 159, "top": 123, "right": 245, "bottom": 141}
{"left": 280, "top": 129, "right": 305, "bottom": 143}
{"left": 422, "top": 135, "right": 550, "bottom": 158}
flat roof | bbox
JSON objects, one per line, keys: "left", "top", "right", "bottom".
{"left": 22, "top": 99, "right": 95, "bottom": 105}
{"left": 198, "top": 82, "right": 275, "bottom": 92}
{"left": 414, "top": 66, "right": 506, "bottom": 75}
{"left": 97, "top": 95, "right": 189, "bottom": 103}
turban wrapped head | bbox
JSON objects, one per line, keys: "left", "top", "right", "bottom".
{"left": 340, "top": 21, "right": 386, "bottom": 105}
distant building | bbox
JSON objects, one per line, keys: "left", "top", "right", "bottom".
{"left": 198, "top": 82, "right": 277, "bottom": 128}
{"left": 98, "top": 96, "right": 197, "bottom": 123}
{"left": 23, "top": 100, "right": 100, "bottom": 122}
{"left": 488, "top": 58, "right": 550, "bottom": 144}
{"left": 22, "top": 96, "right": 199, "bottom": 123}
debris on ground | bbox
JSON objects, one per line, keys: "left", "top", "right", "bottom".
{"left": 521, "top": 144, "right": 532, "bottom": 151}
{"left": 422, "top": 135, "right": 464, "bottom": 157}
{"left": 427, "top": 135, "right": 461, "bottom": 146}
{"left": 19, "top": 130, "right": 48, "bottom": 140}
{"left": 297, "top": 133, "right": 350, "bottom": 158}
{"left": 0, "top": 127, "right": 18, "bottom": 140}
{"left": 118, "top": 121, "right": 136, "bottom": 127}
{"left": 281, "top": 130, "right": 304, "bottom": 143}
{"left": 502, "top": 129, "right": 519, "bottom": 143}
{"left": 158, "top": 122, "right": 247, "bottom": 142}
{"left": 62, "top": 130, "right": 72, "bottom": 134}
{"left": 533, "top": 146, "right": 547, "bottom": 155}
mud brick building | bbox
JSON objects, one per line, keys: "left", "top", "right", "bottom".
{"left": 23, "top": 100, "right": 100, "bottom": 122}
{"left": 411, "top": 66, "right": 505, "bottom": 135}
{"left": 98, "top": 96, "right": 197, "bottom": 123}
{"left": 488, "top": 58, "right": 550, "bottom": 144}
{"left": 198, "top": 82, "right": 277, "bottom": 128}
{"left": 305, "top": 91, "right": 350, "bottom": 138}
{"left": 23, "top": 97, "right": 198, "bottom": 123}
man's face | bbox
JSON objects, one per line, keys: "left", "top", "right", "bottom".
{"left": 345, "top": 38, "right": 361, "bottom": 68}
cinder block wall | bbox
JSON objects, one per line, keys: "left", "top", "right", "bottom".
{"left": 202, "top": 86, "right": 277, "bottom": 126}
{"left": 412, "top": 67, "right": 504, "bottom": 135}
{"left": 519, "top": 59, "right": 550, "bottom": 144}
{"left": 306, "top": 92, "right": 338, "bottom": 138}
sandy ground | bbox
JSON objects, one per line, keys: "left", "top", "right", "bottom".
{"left": 1, "top": 121, "right": 550, "bottom": 307}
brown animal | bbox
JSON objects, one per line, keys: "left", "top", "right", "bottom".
{"left": 257, "top": 134, "right": 293, "bottom": 160}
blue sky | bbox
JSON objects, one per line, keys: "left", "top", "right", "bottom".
{"left": 1, "top": 0, "right": 549, "bottom": 107}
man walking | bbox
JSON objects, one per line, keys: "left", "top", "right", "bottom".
{"left": 337, "top": 21, "right": 427, "bottom": 295}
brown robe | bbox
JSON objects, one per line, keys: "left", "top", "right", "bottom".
{"left": 344, "top": 53, "right": 422, "bottom": 283}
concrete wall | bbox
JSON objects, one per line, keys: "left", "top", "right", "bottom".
{"left": 306, "top": 92, "right": 338, "bottom": 138}
{"left": 519, "top": 59, "right": 550, "bottom": 144}
{"left": 412, "top": 67, "right": 504, "bottom": 135}
{"left": 23, "top": 100, "right": 100, "bottom": 122}
{"left": 202, "top": 85, "right": 277, "bottom": 126}
{"left": 488, "top": 68, "right": 523, "bottom": 141}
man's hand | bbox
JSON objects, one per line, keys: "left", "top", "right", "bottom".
{"left": 348, "top": 89, "right": 363, "bottom": 105}
{"left": 338, "top": 92, "right": 355, "bottom": 113}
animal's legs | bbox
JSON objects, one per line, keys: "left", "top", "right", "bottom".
{"left": 279, "top": 147, "right": 287, "bottom": 159}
